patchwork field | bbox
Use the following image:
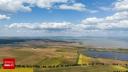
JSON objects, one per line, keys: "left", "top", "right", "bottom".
{"left": 0, "top": 39, "right": 128, "bottom": 72}
{"left": 0, "top": 47, "right": 78, "bottom": 65}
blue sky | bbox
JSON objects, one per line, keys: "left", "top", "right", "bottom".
{"left": 0, "top": 0, "right": 128, "bottom": 37}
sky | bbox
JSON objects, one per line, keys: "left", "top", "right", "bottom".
{"left": 0, "top": 0, "right": 128, "bottom": 37}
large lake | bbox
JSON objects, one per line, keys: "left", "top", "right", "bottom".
{"left": 74, "top": 37, "right": 128, "bottom": 49}
{"left": 82, "top": 50, "right": 128, "bottom": 61}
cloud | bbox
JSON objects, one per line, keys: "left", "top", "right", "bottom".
{"left": 7, "top": 11, "right": 128, "bottom": 31}
{"left": 81, "top": 17, "right": 103, "bottom": 25}
{"left": 114, "top": 0, "right": 128, "bottom": 11}
{"left": 80, "top": 0, "right": 128, "bottom": 31}
{"left": 0, "top": 0, "right": 86, "bottom": 20}
{"left": 4, "top": 0, "right": 128, "bottom": 32}
{"left": 0, "top": 0, "right": 32, "bottom": 12}
{"left": 8, "top": 23, "right": 34, "bottom": 29}
{"left": 97, "top": 20, "right": 128, "bottom": 30}
{"left": 59, "top": 3, "right": 86, "bottom": 11}
{"left": 0, "top": 14, "right": 10, "bottom": 20}
{"left": 81, "top": 11, "right": 128, "bottom": 30}
{"left": 7, "top": 22, "right": 72, "bottom": 31}
{"left": 35, "top": 0, "right": 69, "bottom": 9}
{"left": 0, "top": 0, "right": 86, "bottom": 12}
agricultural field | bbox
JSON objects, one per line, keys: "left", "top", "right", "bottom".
{"left": 0, "top": 39, "right": 128, "bottom": 72}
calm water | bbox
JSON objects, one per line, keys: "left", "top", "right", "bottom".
{"left": 83, "top": 50, "right": 128, "bottom": 61}
{"left": 78, "top": 37, "right": 128, "bottom": 48}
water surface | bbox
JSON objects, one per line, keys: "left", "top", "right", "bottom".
{"left": 83, "top": 50, "right": 128, "bottom": 61}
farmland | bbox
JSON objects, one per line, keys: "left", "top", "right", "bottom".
{"left": 0, "top": 38, "right": 128, "bottom": 72}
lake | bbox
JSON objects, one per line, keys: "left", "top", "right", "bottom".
{"left": 82, "top": 50, "right": 128, "bottom": 61}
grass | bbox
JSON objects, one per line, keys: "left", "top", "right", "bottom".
{"left": 37, "top": 57, "right": 63, "bottom": 66}
{"left": 78, "top": 54, "right": 92, "bottom": 64}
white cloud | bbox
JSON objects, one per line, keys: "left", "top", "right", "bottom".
{"left": 0, "top": 14, "right": 10, "bottom": 20}
{"left": 4, "top": 0, "right": 128, "bottom": 32}
{"left": 0, "top": 0, "right": 86, "bottom": 12}
{"left": 96, "top": 20, "right": 128, "bottom": 30}
{"left": 114, "top": 0, "right": 128, "bottom": 11}
{"left": 7, "top": 22, "right": 72, "bottom": 31}
{"left": 7, "top": 22, "right": 100, "bottom": 33}
{"left": 105, "top": 11, "right": 128, "bottom": 21}
{"left": 81, "top": 17, "right": 103, "bottom": 25}
{"left": 0, "top": 0, "right": 32, "bottom": 12}
{"left": 81, "top": 11, "right": 128, "bottom": 30}
{"left": 80, "top": 0, "right": 128, "bottom": 31}
{"left": 59, "top": 3, "right": 86, "bottom": 11}
{"left": 35, "top": 0, "right": 69, "bottom": 9}
{"left": 8, "top": 11, "right": 128, "bottom": 31}
{"left": 0, "top": 0, "right": 85, "bottom": 20}
{"left": 8, "top": 23, "right": 34, "bottom": 29}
